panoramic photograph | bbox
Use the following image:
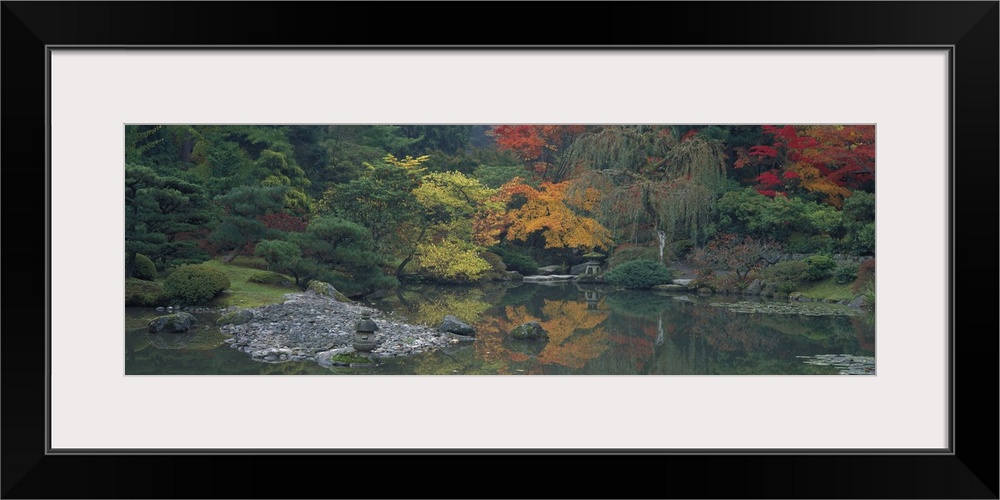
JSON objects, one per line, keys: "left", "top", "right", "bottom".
{"left": 125, "top": 124, "right": 875, "bottom": 375}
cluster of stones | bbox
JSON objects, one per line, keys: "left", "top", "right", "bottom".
{"left": 144, "top": 279, "right": 557, "bottom": 366}
{"left": 216, "top": 290, "right": 467, "bottom": 364}
{"left": 797, "top": 354, "right": 876, "bottom": 375}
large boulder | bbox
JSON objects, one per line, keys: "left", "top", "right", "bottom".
{"left": 439, "top": 315, "right": 475, "bottom": 337}
{"left": 148, "top": 312, "right": 197, "bottom": 333}
{"left": 569, "top": 263, "right": 588, "bottom": 275}
{"left": 743, "top": 279, "right": 763, "bottom": 295}
{"left": 306, "top": 280, "right": 350, "bottom": 302}
{"left": 217, "top": 308, "right": 254, "bottom": 326}
{"left": 535, "top": 265, "right": 563, "bottom": 275}
{"left": 508, "top": 321, "right": 549, "bottom": 341}
{"left": 307, "top": 280, "right": 338, "bottom": 296}
{"left": 849, "top": 295, "right": 868, "bottom": 308}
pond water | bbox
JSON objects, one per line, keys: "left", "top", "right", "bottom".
{"left": 125, "top": 282, "right": 875, "bottom": 375}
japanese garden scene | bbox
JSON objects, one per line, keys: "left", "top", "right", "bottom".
{"left": 125, "top": 125, "right": 876, "bottom": 375}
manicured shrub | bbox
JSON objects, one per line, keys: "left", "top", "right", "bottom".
{"left": 132, "top": 253, "right": 158, "bottom": 281}
{"left": 802, "top": 255, "right": 837, "bottom": 281}
{"left": 849, "top": 222, "right": 875, "bottom": 256}
{"left": 604, "top": 259, "right": 673, "bottom": 289}
{"left": 834, "top": 263, "right": 860, "bottom": 284}
{"left": 842, "top": 192, "right": 875, "bottom": 256}
{"left": 761, "top": 260, "right": 809, "bottom": 282}
{"left": 760, "top": 260, "right": 810, "bottom": 294}
{"left": 162, "top": 264, "right": 231, "bottom": 304}
{"left": 248, "top": 271, "right": 294, "bottom": 287}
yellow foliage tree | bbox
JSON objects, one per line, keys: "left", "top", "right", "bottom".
{"left": 414, "top": 239, "right": 492, "bottom": 283}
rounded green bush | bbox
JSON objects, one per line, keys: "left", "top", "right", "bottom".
{"left": 803, "top": 255, "right": 837, "bottom": 281}
{"left": 760, "top": 260, "right": 809, "bottom": 294}
{"left": 834, "top": 263, "right": 860, "bottom": 284}
{"left": 762, "top": 260, "right": 809, "bottom": 282}
{"left": 851, "top": 223, "right": 876, "bottom": 256}
{"left": 162, "top": 265, "right": 231, "bottom": 304}
{"left": 604, "top": 259, "right": 673, "bottom": 289}
{"left": 133, "top": 253, "right": 158, "bottom": 281}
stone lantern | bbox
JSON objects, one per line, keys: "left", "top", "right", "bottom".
{"left": 353, "top": 311, "right": 379, "bottom": 352}
{"left": 583, "top": 260, "right": 601, "bottom": 275}
{"left": 584, "top": 290, "right": 601, "bottom": 310}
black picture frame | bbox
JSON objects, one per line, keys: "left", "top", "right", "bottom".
{"left": 3, "top": 2, "right": 996, "bottom": 498}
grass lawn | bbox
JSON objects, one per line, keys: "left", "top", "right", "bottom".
{"left": 794, "top": 278, "right": 857, "bottom": 302}
{"left": 198, "top": 258, "right": 300, "bottom": 308}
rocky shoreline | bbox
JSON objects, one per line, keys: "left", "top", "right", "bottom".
{"left": 797, "top": 354, "right": 876, "bottom": 375}
{"left": 218, "top": 289, "right": 473, "bottom": 366}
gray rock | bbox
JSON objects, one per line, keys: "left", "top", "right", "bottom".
{"left": 217, "top": 308, "right": 254, "bottom": 326}
{"left": 671, "top": 279, "right": 694, "bottom": 286}
{"left": 446, "top": 333, "right": 476, "bottom": 343}
{"left": 744, "top": 279, "right": 763, "bottom": 295}
{"left": 439, "top": 315, "right": 475, "bottom": 336}
{"left": 306, "top": 280, "right": 338, "bottom": 296}
{"left": 536, "top": 265, "right": 563, "bottom": 275}
{"left": 508, "top": 321, "right": 549, "bottom": 340}
{"left": 148, "top": 312, "right": 197, "bottom": 333}
{"left": 569, "top": 263, "right": 588, "bottom": 275}
{"left": 849, "top": 295, "right": 868, "bottom": 308}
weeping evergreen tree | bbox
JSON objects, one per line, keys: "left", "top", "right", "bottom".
{"left": 257, "top": 215, "right": 397, "bottom": 297}
{"left": 563, "top": 126, "right": 727, "bottom": 261}
{"left": 125, "top": 164, "right": 217, "bottom": 277}
{"left": 209, "top": 185, "right": 288, "bottom": 263}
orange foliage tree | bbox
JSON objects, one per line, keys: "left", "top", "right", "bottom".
{"left": 475, "top": 300, "right": 610, "bottom": 371}
{"left": 473, "top": 177, "right": 612, "bottom": 252}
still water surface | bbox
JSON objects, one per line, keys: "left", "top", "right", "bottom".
{"left": 125, "top": 282, "right": 874, "bottom": 375}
